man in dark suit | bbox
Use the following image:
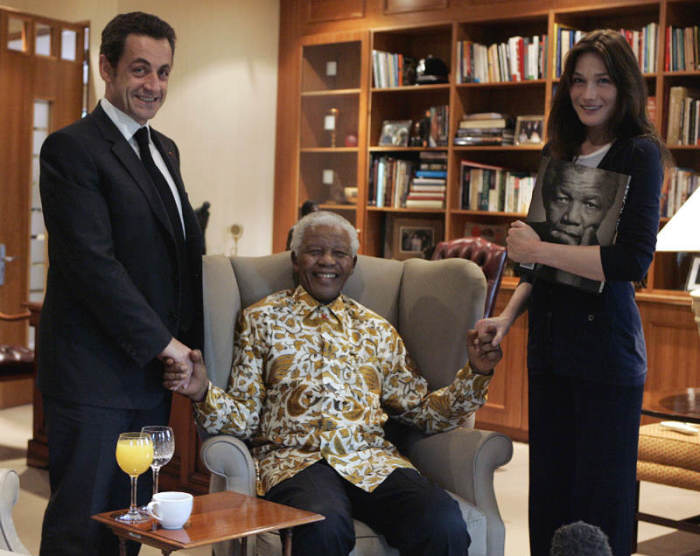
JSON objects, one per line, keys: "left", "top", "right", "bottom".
{"left": 38, "top": 12, "right": 202, "bottom": 556}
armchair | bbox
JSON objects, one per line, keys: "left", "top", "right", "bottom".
{"left": 199, "top": 253, "right": 513, "bottom": 556}
{"left": 0, "top": 469, "right": 31, "bottom": 554}
{"left": 430, "top": 237, "right": 507, "bottom": 318}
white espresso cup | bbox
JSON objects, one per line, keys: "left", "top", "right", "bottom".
{"left": 146, "top": 491, "right": 193, "bottom": 529}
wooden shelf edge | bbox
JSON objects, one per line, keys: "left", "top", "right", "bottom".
{"left": 456, "top": 79, "right": 546, "bottom": 88}
{"left": 371, "top": 84, "right": 450, "bottom": 93}
{"left": 366, "top": 206, "right": 445, "bottom": 213}
{"left": 369, "top": 146, "right": 447, "bottom": 152}
{"left": 300, "top": 147, "right": 359, "bottom": 153}
{"left": 453, "top": 145, "right": 542, "bottom": 151}
{"left": 635, "top": 289, "right": 692, "bottom": 305}
{"left": 301, "top": 88, "right": 361, "bottom": 97}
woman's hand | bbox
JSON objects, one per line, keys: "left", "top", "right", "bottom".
{"left": 474, "top": 315, "right": 512, "bottom": 347}
{"left": 506, "top": 220, "right": 541, "bottom": 264}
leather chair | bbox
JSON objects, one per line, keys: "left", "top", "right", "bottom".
{"left": 0, "top": 312, "right": 35, "bottom": 404}
{"left": 199, "top": 253, "right": 513, "bottom": 556}
{"left": 430, "top": 237, "right": 507, "bottom": 318}
{"left": 0, "top": 469, "right": 31, "bottom": 554}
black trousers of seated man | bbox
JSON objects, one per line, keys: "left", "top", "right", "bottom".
{"left": 264, "top": 460, "right": 470, "bottom": 556}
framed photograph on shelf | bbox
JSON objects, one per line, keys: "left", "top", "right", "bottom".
{"left": 515, "top": 115, "right": 544, "bottom": 145}
{"left": 384, "top": 216, "right": 443, "bottom": 260}
{"left": 378, "top": 120, "right": 412, "bottom": 147}
{"left": 686, "top": 256, "right": 700, "bottom": 291}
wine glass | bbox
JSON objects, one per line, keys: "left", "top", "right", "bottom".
{"left": 141, "top": 425, "right": 175, "bottom": 499}
{"left": 115, "top": 432, "right": 153, "bottom": 523}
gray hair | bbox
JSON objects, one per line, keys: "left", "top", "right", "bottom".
{"left": 550, "top": 521, "right": 613, "bottom": 556}
{"left": 289, "top": 211, "right": 359, "bottom": 256}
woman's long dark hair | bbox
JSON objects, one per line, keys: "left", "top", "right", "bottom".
{"left": 547, "top": 29, "right": 663, "bottom": 160}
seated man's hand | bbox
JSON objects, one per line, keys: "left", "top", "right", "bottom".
{"left": 466, "top": 329, "right": 502, "bottom": 375}
{"left": 162, "top": 349, "right": 210, "bottom": 402}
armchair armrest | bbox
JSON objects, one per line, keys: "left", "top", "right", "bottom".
{"left": 403, "top": 428, "right": 513, "bottom": 556}
{"left": 200, "top": 435, "right": 256, "bottom": 497}
{"left": 0, "top": 469, "right": 30, "bottom": 554}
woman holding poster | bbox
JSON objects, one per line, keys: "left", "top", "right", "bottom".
{"left": 475, "top": 30, "right": 666, "bottom": 556}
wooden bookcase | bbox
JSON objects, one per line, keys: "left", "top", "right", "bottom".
{"left": 273, "top": 0, "right": 700, "bottom": 441}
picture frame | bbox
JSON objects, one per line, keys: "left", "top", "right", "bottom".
{"left": 514, "top": 115, "right": 544, "bottom": 145}
{"left": 385, "top": 216, "right": 443, "bottom": 260}
{"left": 686, "top": 255, "right": 700, "bottom": 291}
{"left": 378, "top": 119, "right": 412, "bottom": 147}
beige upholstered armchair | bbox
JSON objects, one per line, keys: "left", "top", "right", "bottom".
{"left": 0, "top": 469, "right": 31, "bottom": 555}
{"left": 199, "top": 253, "right": 513, "bottom": 556}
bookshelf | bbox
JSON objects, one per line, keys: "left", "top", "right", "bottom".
{"left": 276, "top": 0, "right": 700, "bottom": 439}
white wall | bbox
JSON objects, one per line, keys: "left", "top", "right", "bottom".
{"left": 4, "top": 0, "right": 279, "bottom": 256}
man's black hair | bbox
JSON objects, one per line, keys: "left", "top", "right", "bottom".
{"left": 550, "top": 521, "right": 613, "bottom": 556}
{"left": 100, "top": 12, "right": 176, "bottom": 68}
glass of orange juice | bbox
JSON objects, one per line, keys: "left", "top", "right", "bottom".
{"left": 115, "top": 432, "right": 154, "bottom": 522}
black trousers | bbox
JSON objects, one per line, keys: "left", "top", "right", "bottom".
{"left": 265, "top": 460, "right": 469, "bottom": 556}
{"left": 528, "top": 373, "right": 644, "bottom": 556}
{"left": 39, "top": 396, "right": 171, "bottom": 556}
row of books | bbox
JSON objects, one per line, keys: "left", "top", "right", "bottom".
{"left": 455, "top": 112, "right": 514, "bottom": 146}
{"left": 369, "top": 156, "right": 414, "bottom": 208}
{"left": 372, "top": 50, "right": 410, "bottom": 88}
{"left": 459, "top": 160, "right": 535, "bottom": 214}
{"left": 665, "top": 25, "right": 700, "bottom": 72}
{"left": 455, "top": 34, "right": 548, "bottom": 84}
{"left": 553, "top": 24, "right": 658, "bottom": 77}
{"left": 407, "top": 152, "right": 447, "bottom": 208}
{"left": 661, "top": 167, "right": 699, "bottom": 218}
{"left": 667, "top": 86, "right": 700, "bottom": 145}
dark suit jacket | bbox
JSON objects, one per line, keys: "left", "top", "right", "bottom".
{"left": 38, "top": 104, "right": 203, "bottom": 409}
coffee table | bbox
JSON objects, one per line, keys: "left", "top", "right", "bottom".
{"left": 92, "top": 491, "right": 324, "bottom": 556}
{"left": 642, "top": 387, "right": 700, "bottom": 424}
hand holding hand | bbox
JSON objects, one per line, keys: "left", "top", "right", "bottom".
{"left": 473, "top": 315, "right": 511, "bottom": 347}
{"left": 158, "top": 337, "right": 194, "bottom": 390}
{"left": 162, "top": 349, "right": 210, "bottom": 402}
{"left": 466, "top": 329, "right": 503, "bottom": 374}
{"left": 506, "top": 220, "right": 541, "bottom": 264}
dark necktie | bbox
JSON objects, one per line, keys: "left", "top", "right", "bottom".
{"left": 134, "top": 127, "right": 184, "bottom": 240}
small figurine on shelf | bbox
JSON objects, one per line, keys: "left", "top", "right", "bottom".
{"left": 324, "top": 107, "right": 339, "bottom": 147}
{"left": 418, "top": 110, "right": 431, "bottom": 147}
{"left": 409, "top": 121, "right": 422, "bottom": 147}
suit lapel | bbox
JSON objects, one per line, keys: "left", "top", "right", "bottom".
{"left": 91, "top": 105, "right": 177, "bottom": 241}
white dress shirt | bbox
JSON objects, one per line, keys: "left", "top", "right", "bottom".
{"left": 100, "top": 98, "right": 186, "bottom": 237}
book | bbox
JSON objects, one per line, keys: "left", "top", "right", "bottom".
{"left": 519, "top": 157, "right": 631, "bottom": 293}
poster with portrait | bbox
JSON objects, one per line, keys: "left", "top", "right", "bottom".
{"left": 518, "top": 156, "right": 630, "bottom": 293}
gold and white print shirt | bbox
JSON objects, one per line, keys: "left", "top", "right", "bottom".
{"left": 194, "top": 286, "right": 492, "bottom": 495}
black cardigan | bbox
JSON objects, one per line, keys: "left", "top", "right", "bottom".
{"left": 525, "top": 137, "right": 663, "bottom": 385}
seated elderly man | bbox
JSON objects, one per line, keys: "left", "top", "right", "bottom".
{"left": 164, "top": 211, "right": 501, "bottom": 556}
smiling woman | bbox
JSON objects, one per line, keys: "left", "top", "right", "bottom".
{"left": 474, "top": 29, "right": 666, "bottom": 556}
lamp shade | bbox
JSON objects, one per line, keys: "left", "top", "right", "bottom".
{"left": 656, "top": 187, "right": 700, "bottom": 252}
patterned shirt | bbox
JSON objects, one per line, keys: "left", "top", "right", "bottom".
{"left": 194, "top": 285, "right": 492, "bottom": 495}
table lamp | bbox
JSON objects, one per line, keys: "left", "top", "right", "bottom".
{"left": 656, "top": 186, "right": 700, "bottom": 335}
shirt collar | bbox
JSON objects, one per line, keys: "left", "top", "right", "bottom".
{"left": 100, "top": 98, "right": 149, "bottom": 143}
{"left": 291, "top": 285, "right": 346, "bottom": 327}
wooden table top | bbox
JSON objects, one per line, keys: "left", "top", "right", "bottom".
{"left": 642, "top": 387, "right": 700, "bottom": 425}
{"left": 92, "top": 491, "right": 324, "bottom": 551}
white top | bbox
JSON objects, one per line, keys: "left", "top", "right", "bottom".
{"left": 100, "top": 98, "right": 185, "bottom": 237}
{"left": 573, "top": 142, "right": 612, "bottom": 169}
